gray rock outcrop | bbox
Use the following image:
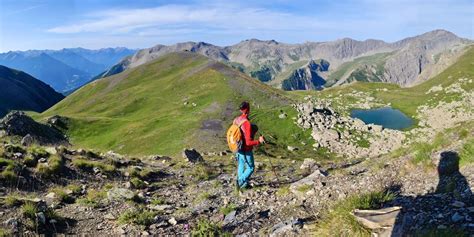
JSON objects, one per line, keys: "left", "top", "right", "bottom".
{"left": 0, "top": 111, "right": 68, "bottom": 146}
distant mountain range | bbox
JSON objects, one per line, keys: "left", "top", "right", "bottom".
{"left": 0, "top": 47, "right": 136, "bottom": 92}
{"left": 100, "top": 29, "right": 472, "bottom": 90}
{"left": 0, "top": 65, "right": 64, "bottom": 117}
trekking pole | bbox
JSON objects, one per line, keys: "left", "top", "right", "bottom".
{"left": 262, "top": 139, "right": 279, "bottom": 183}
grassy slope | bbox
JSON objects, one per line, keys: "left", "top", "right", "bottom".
{"left": 326, "top": 52, "right": 392, "bottom": 86}
{"left": 270, "top": 60, "right": 308, "bottom": 88}
{"left": 41, "top": 52, "right": 314, "bottom": 157}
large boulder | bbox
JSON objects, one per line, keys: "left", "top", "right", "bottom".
{"left": 21, "top": 134, "right": 34, "bottom": 146}
{"left": 182, "top": 148, "right": 204, "bottom": 163}
{"left": 47, "top": 115, "right": 69, "bottom": 130}
{"left": 0, "top": 112, "right": 68, "bottom": 146}
{"left": 300, "top": 158, "right": 318, "bottom": 170}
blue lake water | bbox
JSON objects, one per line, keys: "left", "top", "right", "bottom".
{"left": 350, "top": 107, "right": 413, "bottom": 130}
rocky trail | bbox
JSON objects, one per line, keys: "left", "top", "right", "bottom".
{"left": 0, "top": 135, "right": 472, "bottom": 236}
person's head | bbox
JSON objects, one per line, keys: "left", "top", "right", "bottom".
{"left": 240, "top": 101, "right": 250, "bottom": 115}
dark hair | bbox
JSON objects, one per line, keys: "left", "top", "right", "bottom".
{"left": 239, "top": 101, "right": 250, "bottom": 110}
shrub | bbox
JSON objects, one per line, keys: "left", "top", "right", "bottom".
{"left": 150, "top": 198, "right": 166, "bottom": 205}
{"left": 4, "top": 144, "right": 25, "bottom": 155}
{"left": 23, "top": 156, "right": 38, "bottom": 167}
{"left": 50, "top": 187, "right": 75, "bottom": 204}
{"left": 187, "top": 163, "right": 216, "bottom": 181}
{"left": 77, "top": 189, "right": 106, "bottom": 208}
{"left": 0, "top": 158, "right": 14, "bottom": 167}
{"left": 4, "top": 194, "right": 22, "bottom": 207}
{"left": 219, "top": 204, "right": 237, "bottom": 215}
{"left": 191, "top": 218, "right": 230, "bottom": 237}
{"left": 459, "top": 139, "right": 474, "bottom": 166}
{"left": 72, "top": 158, "right": 116, "bottom": 174}
{"left": 21, "top": 201, "right": 62, "bottom": 229}
{"left": 1, "top": 169, "right": 18, "bottom": 183}
{"left": 21, "top": 202, "right": 38, "bottom": 220}
{"left": 130, "top": 177, "right": 147, "bottom": 189}
{"left": 29, "top": 147, "right": 49, "bottom": 159}
{"left": 117, "top": 209, "right": 157, "bottom": 226}
{"left": 276, "top": 185, "right": 290, "bottom": 196}
{"left": 412, "top": 142, "right": 433, "bottom": 165}
{"left": 0, "top": 228, "right": 11, "bottom": 237}
{"left": 36, "top": 154, "right": 64, "bottom": 178}
{"left": 296, "top": 184, "right": 313, "bottom": 193}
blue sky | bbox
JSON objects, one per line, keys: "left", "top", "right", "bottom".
{"left": 0, "top": 0, "right": 472, "bottom": 52}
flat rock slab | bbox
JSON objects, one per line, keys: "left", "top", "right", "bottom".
{"left": 107, "top": 188, "right": 135, "bottom": 201}
{"left": 290, "top": 169, "right": 326, "bottom": 198}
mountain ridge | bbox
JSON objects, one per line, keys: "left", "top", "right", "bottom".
{"left": 0, "top": 47, "right": 136, "bottom": 92}
{"left": 100, "top": 29, "right": 472, "bottom": 89}
{"left": 0, "top": 65, "right": 64, "bottom": 116}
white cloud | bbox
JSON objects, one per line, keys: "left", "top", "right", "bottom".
{"left": 42, "top": 0, "right": 472, "bottom": 48}
{"left": 46, "top": 4, "right": 323, "bottom": 35}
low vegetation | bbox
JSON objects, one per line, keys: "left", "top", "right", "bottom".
{"left": 219, "top": 203, "right": 237, "bottom": 215}
{"left": 77, "top": 188, "right": 107, "bottom": 208}
{"left": 117, "top": 208, "right": 157, "bottom": 226}
{"left": 72, "top": 158, "right": 116, "bottom": 174}
{"left": 36, "top": 154, "right": 64, "bottom": 178}
{"left": 459, "top": 138, "right": 474, "bottom": 166}
{"left": 313, "top": 190, "right": 395, "bottom": 237}
{"left": 191, "top": 218, "right": 230, "bottom": 237}
{"left": 3, "top": 193, "right": 22, "bottom": 207}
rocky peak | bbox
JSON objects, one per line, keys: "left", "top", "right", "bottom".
{"left": 307, "top": 59, "right": 330, "bottom": 72}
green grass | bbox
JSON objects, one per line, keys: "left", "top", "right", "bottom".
{"left": 21, "top": 202, "right": 38, "bottom": 220}
{"left": 0, "top": 228, "right": 11, "bottom": 237}
{"left": 186, "top": 163, "right": 218, "bottom": 181}
{"left": 459, "top": 138, "right": 474, "bottom": 166}
{"left": 192, "top": 218, "right": 230, "bottom": 237}
{"left": 50, "top": 187, "right": 76, "bottom": 203}
{"left": 3, "top": 193, "right": 22, "bottom": 207}
{"left": 219, "top": 203, "right": 237, "bottom": 215}
{"left": 313, "top": 190, "right": 395, "bottom": 237}
{"left": 21, "top": 201, "right": 62, "bottom": 227}
{"left": 72, "top": 158, "right": 116, "bottom": 174}
{"left": 41, "top": 52, "right": 293, "bottom": 156}
{"left": 276, "top": 185, "right": 290, "bottom": 196}
{"left": 117, "top": 208, "right": 157, "bottom": 226}
{"left": 36, "top": 154, "right": 64, "bottom": 178}
{"left": 130, "top": 177, "right": 147, "bottom": 189}
{"left": 77, "top": 188, "right": 107, "bottom": 208}
{"left": 326, "top": 53, "right": 392, "bottom": 86}
{"left": 296, "top": 184, "right": 313, "bottom": 193}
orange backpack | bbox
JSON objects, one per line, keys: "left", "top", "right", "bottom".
{"left": 226, "top": 119, "right": 247, "bottom": 153}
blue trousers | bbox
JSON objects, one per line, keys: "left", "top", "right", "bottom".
{"left": 237, "top": 151, "right": 255, "bottom": 188}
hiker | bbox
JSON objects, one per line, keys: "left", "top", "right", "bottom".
{"left": 232, "top": 101, "right": 265, "bottom": 189}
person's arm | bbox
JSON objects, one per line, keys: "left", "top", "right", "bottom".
{"left": 242, "top": 121, "right": 260, "bottom": 147}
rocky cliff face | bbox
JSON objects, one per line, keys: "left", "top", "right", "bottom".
{"left": 382, "top": 30, "right": 470, "bottom": 86}
{"left": 101, "top": 30, "right": 472, "bottom": 89}
{"left": 281, "top": 59, "right": 329, "bottom": 90}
